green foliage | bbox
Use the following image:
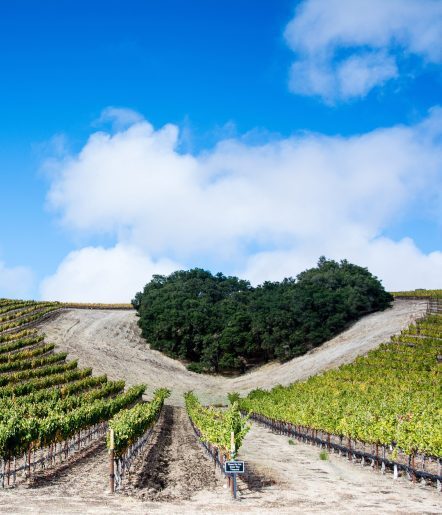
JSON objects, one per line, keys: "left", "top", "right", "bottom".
{"left": 392, "top": 289, "right": 442, "bottom": 298}
{"left": 227, "top": 392, "right": 240, "bottom": 405}
{"left": 184, "top": 391, "right": 250, "bottom": 455}
{"left": 319, "top": 450, "right": 328, "bottom": 460}
{"left": 0, "top": 384, "right": 145, "bottom": 459}
{"left": 0, "top": 305, "right": 60, "bottom": 332}
{"left": 0, "top": 328, "right": 40, "bottom": 344}
{"left": 0, "top": 342, "right": 53, "bottom": 362}
{"left": 0, "top": 351, "right": 66, "bottom": 373}
{"left": 108, "top": 388, "right": 170, "bottom": 456}
{"left": 15, "top": 374, "right": 108, "bottom": 405}
{"left": 0, "top": 335, "right": 45, "bottom": 353}
{"left": 0, "top": 303, "right": 57, "bottom": 324}
{"left": 0, "top": 360, "right": 77, "bottom": 386}
{"left": 187, "top": 362, "right": 206, "bottom": 374}
{"left": 134, "top": 259, "right": 392, "bottom": 372}
{"left": 239, "top": 314, "right": 442, "bottom": 458}
{"left": 0, "top": 367, "right": 93, "bottom": 398}
{"left": 0, "top": 380, "right": 125, "bottom": 423}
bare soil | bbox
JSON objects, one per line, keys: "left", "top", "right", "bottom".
{"left": 34, "top": 298, "right": 427, "bottom": 405}
{"left": 1, "top": 298, "right": 441, "bottom": 514}
{"left": 122, "top": 405, "right": 222, "bottom": 502}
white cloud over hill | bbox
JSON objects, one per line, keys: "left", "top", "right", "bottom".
{"left": 40, "top": 107, "right": 442, "bottom": 302}
{"left": 40, "top": 243, "right": 180, "bottom": 303}
{"left": 0, "top": 260, "right": 34, "bottom": 299}
{"left": 285, "top": 0, "right": 442, "bottom": 102}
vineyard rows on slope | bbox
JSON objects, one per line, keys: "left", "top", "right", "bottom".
{"left": 0, "top": 299, "right": 155, "bottom": 488}
{"left": 239, "top": 312, "right": 442, "bottom": 486}
{"left": 0, "top": 298, "right": 440, "bottom": 514}
{"left": 392, "top": 289, "right": 442, "bottom": 299}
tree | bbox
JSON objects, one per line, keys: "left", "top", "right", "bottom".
{"left": 133, "top": 259, "right": 393, "bottom": 373}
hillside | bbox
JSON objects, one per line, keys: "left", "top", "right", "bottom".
{"left": 37, "top": 299, "right": 426, "bottom": 405}
{"left": 1, "top": 298, "right": 441, "bottom": 514}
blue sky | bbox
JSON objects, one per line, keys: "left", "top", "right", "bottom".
{"left": 0, "top": 0, "right": 441, "bottom": 301}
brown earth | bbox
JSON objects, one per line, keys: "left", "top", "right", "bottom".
{"left": 1, "top": 298, "right": 441, "bottom": 514}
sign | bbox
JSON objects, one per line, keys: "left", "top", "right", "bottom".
{"left": 224, "top": 460, "right": 245, "bottom": 474}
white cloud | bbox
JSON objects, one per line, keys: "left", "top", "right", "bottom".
{"left": 242, "top": 237, "right": 442, "bottom": 291}
{"left": 41, "top": 107, "right": 442, "bottom": 300}
{"left": 95, "top": 107, "right": 145, "bottom": 131}
{"left": 285, "top": 0, "right": 442, "bottom": 102}
{"left": 0, "top": 261, "right": 34, "bottom": 299}
{"left": 39, "top": 244, "right": 181, "bottom": 303}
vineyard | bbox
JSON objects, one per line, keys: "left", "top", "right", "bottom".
{"left": 392, "top": 289, "right": 442, "bottom": 299}
{"left": 239, "top": 312, "right": 442, "bottom": 486}
{"left": 0, "top": 299, "right": 159, "bottom": 489}
{"left": 0, "top": 297, "right": 440, "bottom": 513}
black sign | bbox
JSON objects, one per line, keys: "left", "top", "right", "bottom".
{"left": 224, "top": 460, "right": 245, "bottom": 474}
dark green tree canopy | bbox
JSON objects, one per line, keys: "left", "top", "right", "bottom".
{"left": 133, "top": 259, "right": 393, "bottom": 374}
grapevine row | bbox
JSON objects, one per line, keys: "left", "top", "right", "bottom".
{"left": 0, "top": 380, "right": 125, "bottom": 422}
{"left": 238, "top": 313, "right": 442, "bottom": 459}
{"left": 0, "top": 342, "right": 53, "bottom": 362}
{"left": 0, "top": 367, "right": 93, "bottom": 397}
{"left": 108, "top": 388, "right": 170, "bottom": 457}
{"left": 0, "top": 351, "right": 66, "bottom": 374}
{"left": 0, "top": 384, "right": 145, "bottom": 459}
{"left": 392, "top": 290, "right": 442, "bottom": 299}
{"left": 184, "top": 392, "right": 250, "bottom": 455}
{"left": 0, "top": 306, "right": 61, "bottom": 332}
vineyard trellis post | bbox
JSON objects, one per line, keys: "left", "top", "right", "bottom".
{"left": 109, "top": 428, "right": 115, "bottom": 493}
{"left": 427, "top": 298, "right": 442, "bottom": 314}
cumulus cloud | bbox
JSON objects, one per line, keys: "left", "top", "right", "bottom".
{"left": 39, "top": 244, "right": 181, "bottom": 302}
{"left": 285, "top": 0, "right": 442, "bottom": 102}
{"left": 41, "top": 107, "right": 442, "bottom": 300}
{"left": 242, "top": 237, "right": 442, "bottom": 291}
{"left": 0, "top": 261, "right": 34, "bottom": 299}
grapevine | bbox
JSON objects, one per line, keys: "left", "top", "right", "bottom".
{"left": 239, "top": 313, "right": 442, "bottom": 458}
{"left": 108, "top": 388, "right": 170, "bottom": 457}
{"left": 184, "top": 392, "right": 250, "bottom": 455}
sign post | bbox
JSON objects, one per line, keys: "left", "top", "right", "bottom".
{"left": 230, "top": 431, "right": 235, "bottom": 498}
{"left": 223, "top": 432, "right": 245, "bottom": 499}
{"left": 224, "top": 460, "right": 245, "bottom": 499}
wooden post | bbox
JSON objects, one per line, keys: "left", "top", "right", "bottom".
{"left": 437, "top": 460, "right": 441, "bottom": 492}
{"left": 109, "top": 428, "right": 115, "bottom": 493}
{"left": 230, "top": 431, "right": 236, "bottom": 498}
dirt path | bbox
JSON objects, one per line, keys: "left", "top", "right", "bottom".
{"left": 236, "top": 421, "right": 441, "bottom": 513}
{"left": 122, "top": 406, "right": 223, "bottom": 502}
{"left": 36, "top": 299, "right": 427, "bottom": 405}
